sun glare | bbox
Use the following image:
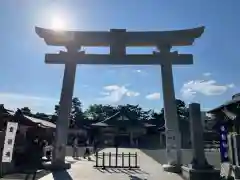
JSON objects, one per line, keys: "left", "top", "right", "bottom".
{"left": 50, "top": 16, "right": 66, "bottom": 30}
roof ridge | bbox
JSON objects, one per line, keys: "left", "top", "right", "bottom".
{"left": 100, "top": 111, "right": 120, "bottom": 123}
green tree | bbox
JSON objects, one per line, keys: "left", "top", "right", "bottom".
{"left": 160, "top": 99, "right": 188, "bottom": 119}
{"left": 117, "top": 104, "right": 151, "bottom": 120}
{"left": 84, "top": 104, "right": 152, "bottom": 121}
{"left": 20, "top": 107, "right": 31, "bottom": 115}
{"left": 54, "top": 104, "right": 60, "bottom": 116}
{"left": 160, "top": 99, "right": 189, "bottom": 132}
{"left": 150, "top": 111, "right": 165, "bottom": 128}
{"left": 71, "top": 97, "right": 84, "bottom": 128}
{"left": 84, "top": 104, "right": 117, "bottom": 121}
{"left": 84, "top": 104, "right": 102, "bottom": 120}
{"left": 34, "top": 112, "right": 51, "bottom": 121}
{"left": 176, "top": 99, "right": 189, "bottom": 120}
{"left": 52, "top": 97, "right": 84, "bottom": 128}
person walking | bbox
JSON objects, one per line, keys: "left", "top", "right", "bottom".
{"left": 24, "top": 138, "right": 44, "bottom": 180}
{"left": 84, "top": 139, "right": 91, "bottom": 160}
{"left": 93, "top": 140, "right": 98, "bottom": 154}
{"left": 44, "top": 141, "right": 52, "bottom": 161}
{"left": 72, "top": 137, "right": 78, "bottom": 159}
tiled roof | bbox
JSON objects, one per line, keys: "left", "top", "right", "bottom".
{"left": 92, "top": 111, "right": 154, "bottom": 127}
{"left": 24, "top": 115, "right": 56, "bottom": 128}
{"left": 5, "top": 110, "right": 56, "bottom": 128}
{"left": 208, "top": 98, "right": 240, "bottom": 113}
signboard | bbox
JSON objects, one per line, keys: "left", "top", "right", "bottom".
{"left": 220, "top": 125, "right": 229, "bottom": 162}
{"left": 2, "top": 122, "right": 18, "bottom": 163}
{"left": 165, "top": 129, "right": 178, "bottom": 164}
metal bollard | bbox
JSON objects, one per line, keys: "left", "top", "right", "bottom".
{"left": 115, "top": 152, "right": 118, "bottom": 167}
{"left": 122, "top": 152, "right": 124, "bottom": 168}
{"left": 128, "top": 152, "right": 131, "bottom": 168}
{"left": 102, "top": 152, "right": 105, "bottom": 169}
{"left": 96, "top": 151, "right": 98, "bottom": 167}
{"left": 135, "top": 152, "right": 137, "bottom": 168}
{"left": 109, "top": 152, "right": 111, "bottom": 167}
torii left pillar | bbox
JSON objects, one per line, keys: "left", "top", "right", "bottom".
{"left": 51, "top": 47, "right": 78, "bottom": 169}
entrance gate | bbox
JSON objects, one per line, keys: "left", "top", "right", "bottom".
{"left": 35, "top": 26, "right": 204, "bottom": 171}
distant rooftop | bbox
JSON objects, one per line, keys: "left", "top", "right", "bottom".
{"left": 208, "top": 93, "right": 240, "bottom": 113}
{"left": 92, "top": 111, "right": 155, "bottom": 128}
{"left": 0, "top": 105, "right": 56, "bottom": 128}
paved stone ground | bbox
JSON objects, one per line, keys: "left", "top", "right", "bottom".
{"left": 141, "top": 149, "right": 232, "bottom": 177}
{"left": 38, "top": 148, "right": 184, "bottom": 180}
{"left": 141, "top": 149, "right": 221, "bottom": 168}
{"left": 1, "top": 148, "right": 227, "bottom": 180}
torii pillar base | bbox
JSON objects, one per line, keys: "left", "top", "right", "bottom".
{"left": 181, "top": 165, "right": 220, "bottom": 180}
{"left": 163, "top": 164, "right": 181, "bottom": 173}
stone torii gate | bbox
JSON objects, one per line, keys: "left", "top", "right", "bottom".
{"left": 35, "top": 26, "right": 204, "bottom": 172}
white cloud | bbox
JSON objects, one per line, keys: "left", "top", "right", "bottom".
{"left": 126, "top": 91, "right": 140, "bottom": 97}
{"left": 98, "top": 85, "right": 140, "bottom": 104}
{"left": 134, "top": 70, "right": 142, "bottom": 73}
{"left": 181, "top": 80, "right": 235, "bottom": 100}
{"left": 146, "top": 93, "right": 160, "bottom": 100}
{"left": 133, "top": 69, "right": 148, "bottom": 76}
{"left": 203, "top": 72, "right": 211, "bottom": 77}
{"left": 0, "top": 92, "right": 58, "bottom": 114}
{"left": 103, "top": 85, "right": 120, "bottom": 91}
{"left": 100, "top": 92, "right": 110, "bottom": 96}
{"left": 227, "top": 83, "right": 235, "bottom": 88}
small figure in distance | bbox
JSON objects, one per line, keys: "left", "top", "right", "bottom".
{"left": 93, "top": 139, "right": 99, "bottom": 154}
{"left": 44, "top": 141, "right": 52, "bottom": 161}
{"left": 72, "top": 137, "right": 79, "bottom": 159}
{"left": 84, "top": 139, "right": 91, "bottom": 161}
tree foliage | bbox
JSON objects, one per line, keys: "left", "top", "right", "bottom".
{"left": 53, "top": 97, "right": 84, "bottom": 128}
{"left": 20, "top": 107, "right": 31, "bottom": 116}
{"left": 15, "top": 98, "right": 191, "bottom": 133}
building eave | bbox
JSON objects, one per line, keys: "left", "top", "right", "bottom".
{"left": 208, "top": 99, "right": 240, "bottom": 113}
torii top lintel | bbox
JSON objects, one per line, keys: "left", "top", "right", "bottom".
{"left": 35, "top": 26, "right": 205, "bottom": 47}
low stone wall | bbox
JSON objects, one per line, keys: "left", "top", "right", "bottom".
{"left": 141, "top": 149, "right": 221, "bottom": 169}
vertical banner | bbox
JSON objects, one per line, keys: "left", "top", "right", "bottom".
{"left": 166, "top": 129, "right": 178, "bottom": 165}
{"left": 2, "top": 122, "right": 18, "bottom": 163}
{"left": 220, "top": 125, "right": 229, "bottom": 162}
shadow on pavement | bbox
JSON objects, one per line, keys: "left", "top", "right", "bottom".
{"left": 1, "top": 158, "right": 79, "bottom": 180}
{"left": 1, "top": 170, "right": 50, "bottom": 180}
{"left": 129, "top": 175, "right": 147, "bottom": 180}
{"left": 52, "top": 170, "right": 73, "bottom": 180}
{"left": 95, "top": 168, "right": 149, "bottom": 175}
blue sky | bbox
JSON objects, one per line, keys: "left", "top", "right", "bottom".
{"left": 0, "top": 0, "right": 239, "bottom": 113}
